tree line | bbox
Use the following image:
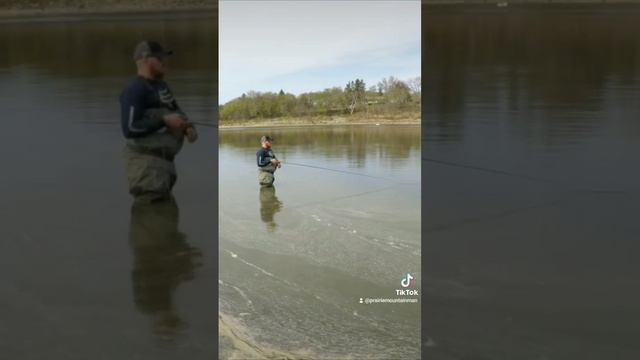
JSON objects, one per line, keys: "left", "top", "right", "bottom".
{"left": 220, "top": 76, "right": 421, "bottom": 122}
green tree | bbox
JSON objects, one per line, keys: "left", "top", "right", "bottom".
{"left": 345, "top": 79, "right": 366, "bottom": 115}
{"left": 386, "top": 81, "right": 412, "bottom": 106}
{"left": 219, "top": 75, "right": 418, "bottom": 122}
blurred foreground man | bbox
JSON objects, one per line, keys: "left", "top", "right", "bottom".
{"left": 120, "top": 40, "right": 198, "bottom": 203}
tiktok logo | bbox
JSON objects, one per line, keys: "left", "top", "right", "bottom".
{"left": 401, "top": 273, "right": 414, "bottom": 288}
{"left": 395, "top": 273, "right": 419, "bottom": 296}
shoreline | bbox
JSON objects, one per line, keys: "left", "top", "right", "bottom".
{"left": 0, "top": 6, "right": 216, "bottom": 21}
{"left": 219, "top": 122, "right": 420, "bottom": 131}
{"left": 218, "top": 116, "right": 420, "bottom": 130}
{"left": 219, "top": 314, "right": 301, "bottom": 360}
{"left": 2, "top": 1, "right": 639, "bottom": 20}
{"left": 423, "top": 1, "right": 640, "bottom": 12}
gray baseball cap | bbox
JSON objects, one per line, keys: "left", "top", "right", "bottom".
{"left": 133, "top": 40, "right": 173, "bottom": 61}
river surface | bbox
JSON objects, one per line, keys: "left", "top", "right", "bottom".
{"left": 0, "top": 13, "right": 218, "bottom": 360}
{"left": 423, "top": 5, "right": 640, "bottom": 360}
{"left": 219, "top": 126, "right": 421, "bottom": 359}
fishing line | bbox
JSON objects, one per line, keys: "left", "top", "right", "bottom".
{"left": 72, "top": 121, "right": 114, "bottom": 125}
{"left": 424, "top": 191, "right": 584, "bottom": 234}
{"left": 282, "top": 161, "right": 416, "bottom": 185}
{"left": 286, "top": 185, "right": 398, "bottom": 211}
{"left": 422, "top": 157, "right": 628, "bottom": 232}
{"left": 422, "top": 156, "right": 627, "bottom": 194}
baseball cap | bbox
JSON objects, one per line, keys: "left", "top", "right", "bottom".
{"left": 260, "top": 135, "right": 273, "bottom": 142}
{"left": 133, "top": 40, "right": 173, "bottom": 61}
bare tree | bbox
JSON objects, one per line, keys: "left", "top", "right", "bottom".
{"left": 407, "top": 76, "right": 421, "bottom": 95}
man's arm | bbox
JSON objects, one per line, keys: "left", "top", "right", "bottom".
{"left": 171, "top": 93, "right": 198, "bottom": 142}
{"left": 169, "top": 87, "right": 197, "bottom": 130}
{"left": 257, "top": 149, "right": 271, "bottom": 167}
{"left": 270, "top": 152, "right": 281, "bottom": 167}
{"left": 120, "top": 82, "right": 165, "bottom": 138}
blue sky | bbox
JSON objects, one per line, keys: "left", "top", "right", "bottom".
{"left": 219, "top": 0, "right": 421, "bottom": 104}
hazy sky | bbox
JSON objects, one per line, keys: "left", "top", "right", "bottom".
{"left": 219, "top": 0, "right": 420, "bottom": 104}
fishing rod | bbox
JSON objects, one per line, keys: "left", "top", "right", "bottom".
{"left": 71, "top": 120, "right": 217, "bottom": 127}
{"left": 191, "top": 121, "right": 217, "bottom": 127}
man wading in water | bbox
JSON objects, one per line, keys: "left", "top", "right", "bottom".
{"left": 120, "top": 40, "right": 198, "bottom": 203}
{"left": 256, "top": 135, "right": 281, "bottom": 186}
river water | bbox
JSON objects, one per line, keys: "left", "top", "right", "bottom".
{"left": 423, "top": 5, "right": 640, "bottom": 360}
{"left": 4, "top": 6, "right": 635, "bottom": 360}
{"left": 0, "top": 13, "right": 218, "bottom": 360}
{"left": 219, "top": 126, "right": 421, "bottom": 359}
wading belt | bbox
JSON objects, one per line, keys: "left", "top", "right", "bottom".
{"left": 127, "top": 144, "right": 175, "bottom": 162}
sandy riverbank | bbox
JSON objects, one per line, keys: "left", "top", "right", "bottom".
{"left": 218, "top": 113, "right": 420, "bottom": 130}
{"left": 219, "top": 314, "right": 303, "bottom": 360}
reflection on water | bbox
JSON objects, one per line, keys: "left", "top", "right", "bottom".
{"left": 0, "top": 13, "right": 216, "bottom": 78}
{"left": 424, "top": 5, "right": 640, "bottom": 148}
{"left": 424, "top": 5, "right": 640, "bottom": 360}
{"left": 220, "top": 126, "right": 421, "bottom": 359}
{"left": 258, "top": 186, "right": 283, "bottom": 232}
{"left": 128, "top": 197, "right": 202, "bottom": 340}
{"left": 220, "top": 126, "right": 420, "bottom": 172}
{"left": 0, "top": 13, "right": 218, "bottom": 127}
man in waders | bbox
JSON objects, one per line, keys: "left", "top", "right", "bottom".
{"left": 120, "top": 40, "right": 198, "bottom": 203}
{"left": 256, "top": 135, "right": 281, "bottom": 186}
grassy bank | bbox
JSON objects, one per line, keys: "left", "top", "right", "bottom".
{"left": 218, "top": 112, "right": 420, "bottom": 130}
{"left": 0, "top": 0, "right": 215, "bottom": 18}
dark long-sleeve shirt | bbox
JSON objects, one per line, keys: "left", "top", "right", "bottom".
{"left": 119, "top": 76, "right": 182, "bottom": 139}
{"left": 257, "top": 147, "right": 277, "bottom": 168}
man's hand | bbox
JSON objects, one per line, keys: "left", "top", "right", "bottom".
{"left": 163, "top": 113, "right": 187, "bottom": 131}
{"left": 271, "top": 159, "right": 281, "bottom": 168}
{"left": 185, "top": 126, "right": 198, "bottom": 143}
